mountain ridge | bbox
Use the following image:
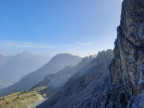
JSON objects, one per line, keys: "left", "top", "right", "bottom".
{"left": 37, "top": 49, "right": 114, "bottom": 108}
{"left": 0, "top": 53, "right": 81, "bottom": 97}
{"left": 0, "top": 52, "right": 50, "bottom": 89}
{"left": 33, "top": 55, "right": 94, "bottom": 98}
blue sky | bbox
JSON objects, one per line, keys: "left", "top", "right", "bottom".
{"left": 0, "top": 0, "right": 122, "bottom": 57}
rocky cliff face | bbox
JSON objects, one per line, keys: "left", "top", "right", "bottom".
{"left": 110, "top": 0, "right": 144, "bottom": 107}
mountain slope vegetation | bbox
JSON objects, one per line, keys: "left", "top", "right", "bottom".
{"left": 0, "top": 90, "right": 43, "bottom": 108}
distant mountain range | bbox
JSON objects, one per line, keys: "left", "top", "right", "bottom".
{"left": 37, "top": 49, "right": 114, "bottom": 108}
{"left": 33, "top": 55, "right": 94, "bottom": 97}
{"left": 0, "top": 53, "right": 81, "bottom": 97}
{"left": 2, "top": 0, "right": 144, "bottom": 107}
{"left": 0, "top": 50, "right": 113, "bottom": 108}
{"left": 0, "top": 52, "right": 50, "bottom": 89}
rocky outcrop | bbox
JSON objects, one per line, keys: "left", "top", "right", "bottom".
{"left": 37, "top": 50, "right": 114, "bottom": 108}
{"left": 33, "top": 56, "right": 94, "bottom": 98}
{"left": 109, "top": 0, "right": 144, "bottom": 107}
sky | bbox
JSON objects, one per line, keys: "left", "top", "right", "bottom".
{"left": 0, "top": 0, "right": 122, "bottom": 57}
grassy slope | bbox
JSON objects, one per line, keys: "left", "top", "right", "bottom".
{"left": 0, "top": 91, "right": 43, "bottom": 108}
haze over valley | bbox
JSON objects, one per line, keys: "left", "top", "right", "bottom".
{"left": 2, "top": 0, "right": 144, "bottom": 108}
{"left": 0, "top": 52, "right": 50, "bottom": 89}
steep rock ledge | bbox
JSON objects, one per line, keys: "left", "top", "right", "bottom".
{"left": 110, "top": 0, "right": 144, "bottom": 107}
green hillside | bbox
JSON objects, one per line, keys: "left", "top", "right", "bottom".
{"left": 0, "top": 90, "right": 43, "bottom": 108}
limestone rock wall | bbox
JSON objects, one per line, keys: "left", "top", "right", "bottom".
{"left": 109, "top": 0, "right": 144, "bottom": 107}
{"left": 111, "top": 0, "right": 144, "bottom": 94}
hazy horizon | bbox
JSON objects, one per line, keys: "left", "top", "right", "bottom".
{"left": 0, "top": 0, "right": 122, "bottom": 57}
{"left": 0, "top": 50, "right": 97, "bottom": 58}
